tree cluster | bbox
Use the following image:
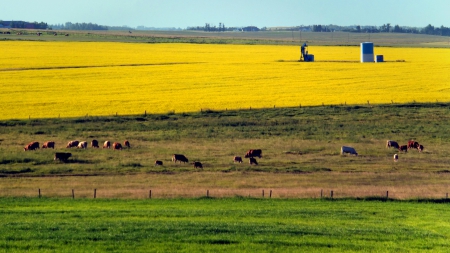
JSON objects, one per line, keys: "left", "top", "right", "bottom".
{"left": 346, "top": 23, "right": 449, "bottom": 36}
{"left": 51, "top": 22, "right": 108, "bottom": 30}
{"left": 1, "top": 21, "right": 48, "bottom": 29}
{"left": 203, "top": 23, "right": 226, "bottom": 32}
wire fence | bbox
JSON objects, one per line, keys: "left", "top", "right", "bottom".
{"left": 3, "top": 188, "right": 450, "bottom": 201}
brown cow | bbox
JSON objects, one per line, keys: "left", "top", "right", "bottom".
{"left": 54, "top": 152, "right": 72, "bottom": 162}
{"left": 172, "top": 154, "right": 189, "bottom": 163}
{"left": 113, "top": 142, "right": 122, "bottom": 150}
{"left": 193, "top": 161, "right": 203, "bottom": 169}
{"left": 233, "top": 156, "right": 243, "bottom": 163}
{"left": 249, "top": 157, "right": 258, "bottom": 165}
{"left": 103, "top": 141, "right": 111, "bottom": 149}
{"left": 408, "top": 140, "right": 420, "bottom": 149}
{"left": 124, "top": 140, "right": 130, "bottom": 148}
{"left": 399, "top": 145, "right": 408, "bottom": 152}
{"left": 244, "top": 149, "right": 262, "bottom": 158}
{"left": 42, "top": 141, "right": 55, "bottom": 149}
{"left": 66, "top": 140, "right": 79, "bottom": 148}
{"left": 24, "top": 141, "right": 40, "bottom": 151}
{"left": 154, "top": 160, "right": 163, "bottom": 166}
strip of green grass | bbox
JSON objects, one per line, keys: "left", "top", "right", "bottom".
{"left": 0, "top": 197, "right": 449, "bottom": 252}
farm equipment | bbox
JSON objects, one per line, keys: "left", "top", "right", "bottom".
{"left": 300, "top": 43, "right": 314, "bottom": 62}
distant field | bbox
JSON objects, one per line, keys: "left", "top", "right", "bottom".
{"left": 2, "top": 29, "right": 450, "bottom": 47}
{"left": 0, "top": 41, "right": 449, "bottom": 120}
{"left": 1, "top": 198, "right": 450, "bottom": 252}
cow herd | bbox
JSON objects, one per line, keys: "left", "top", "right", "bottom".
{"left": 387, "top": 140, "right": 424, "bottom": 162}
{"left": 23, "top": 139, "right": 131, "bottom": 162}
{"left": 22, "top": 138, "right": 425, "bottom": 167}
{"left": 166, "top": 149, "right": 263, "bottom": 169}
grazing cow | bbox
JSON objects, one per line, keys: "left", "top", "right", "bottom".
{"left": 54, "top": 152, "right": 72, "bottom": 162}
{"left": 154, "top": 160, "right": 163, "bottom": 166}
{"left": 172, "top": 154, "right": 189, "bottom": 163}
{"left": 340, "top": 146, "right": 358, "bottom": 156}
{"left": 124, "top": 140, "right": 130, "bottom": 148}
{"left": 77, "top": 141, "right": 87, "bottom": 149}
{"left": 233, "top": 156, "right": 243, "bottom": 163}
{"left": 42, "top": 141, "right": 55, "bottom": 149}
{"left": 393, "top": 154, "right": 398, "bottom": 162}
{"left": 113, "top": 142, "right": 122, "bottom": 150}
{"left": 91, "top": 139, "right": 99, "bottom": 148}
{"left": 386, "top": 140, "right": 399, "bottom": 149}
{"left": 103, "top": 141, "right": 111, "bottom": 149}
{"left": 408, "top": 140, "right": 420, "bottom": 149}
{"left": 193, "top": 161, "right": 203, "bottom": 169}
{"left": 418, "top": 145, "right": 424, "bottom": 152}
{"left": 249, "top": 157, "right": 258, "bottom": 165}
{"left": 24, "top": 141, "right": 40, "bottom": 151}
{"left": 398, "top": 145, "right": 408, "bottom": 152}
{"left": 66, "top": 140, "right": 79, "bottom": 148}
{"left": 244, "top": 149, "right": 262, "bottom": 158}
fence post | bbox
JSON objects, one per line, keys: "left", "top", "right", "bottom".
{"left": 94, "top": 189, "right": 97, "bottom": 199}
{"left": 149, "top": 190, "right": 152, "bottom": 199}
{"left": 207, "top": 190, "right": 209, "bottom": 197}
{"left": 269, "top": 190, "right": 272, "bottom": 198}
{"left": 262, "top": 189, "right": 264, "bottom": 198}
{"left": 330, "top": 190, "right": 333, "bottom": 199}
{"left": 38, "top": 188, "right": 41, "bottom": 198}
{"left": 446, "top": 193, "right": 448, "bottom": 199}
{"left": 321, "top": 189, "right": 323, "bottom": 198}
{"left": 386, "top": 191, "right": 389, "bottom": 199}
{"left": 72, "top": 189, "right": 75, "bottom": 199}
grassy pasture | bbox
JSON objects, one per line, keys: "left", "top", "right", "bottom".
{"left": 1, "top": 104, "right": 450, "bottom": 199}
{"left": 1, "top": 197, "right": 449, "bottom": 252}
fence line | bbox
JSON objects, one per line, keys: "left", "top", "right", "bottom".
{"left": 21, "top": 189, "right": 450, "bottom": 201}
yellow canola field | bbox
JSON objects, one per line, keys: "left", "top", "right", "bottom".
{"left": 0, "top": 41, "right": 449, "bottom": 119}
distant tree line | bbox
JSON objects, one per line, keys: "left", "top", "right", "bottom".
{"left": 187, "top": 24, "right": 231, "bottom": 31}
{"left": 51, "top": 22, "right": 108, "bottom": 30}
{"left": 187, "top": 23, "right": 263, "bottom": 32}
{"left": 0, "top": 20, "right": 48, "bottom": 29}
{"left": 313, "top": 23, "right": 450, "bottom": 36}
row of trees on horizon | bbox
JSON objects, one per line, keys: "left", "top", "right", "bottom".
{"left": 1, "top": 20, "right": 449, "bottom": 37}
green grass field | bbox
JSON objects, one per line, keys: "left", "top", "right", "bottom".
{"left": 1, "top": 197, "right": 449, "bottom": 252}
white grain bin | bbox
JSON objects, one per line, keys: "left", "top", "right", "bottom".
{"left": 360, "top": 42, "right": 374, "bottom": 63}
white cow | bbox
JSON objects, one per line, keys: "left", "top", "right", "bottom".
{"left": 341, "top": 146, "right": 358, "bottom": 156}
{"left": 393, "top": 154, "right": 398, "bottom": 162}
{"left": 77, "top": 141, "right": 88, "bottom": 149}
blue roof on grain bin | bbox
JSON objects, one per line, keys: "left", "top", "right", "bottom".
{"left": 361, "top": 42, "right": 374, "bottom": 54}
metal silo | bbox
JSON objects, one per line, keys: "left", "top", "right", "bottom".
{"left": 360, "top": 42, "right": 374, "bottom": 63}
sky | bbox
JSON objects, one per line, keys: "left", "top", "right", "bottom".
{"left": 1, "top": 0, "right": 449, "bottom": 28}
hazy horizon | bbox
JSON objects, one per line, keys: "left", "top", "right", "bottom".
{"left": 1, "top": 0, "right": 449, "bottom": 28}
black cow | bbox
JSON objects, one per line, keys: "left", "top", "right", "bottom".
{"left": 244, "top": 149, "right": 262, "bottom": 158}
{"left": 54, "top": 152, "right": 72, "bottom": 162}
{"left": 172, "top": 154, "right": 189, "bottom": 163}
